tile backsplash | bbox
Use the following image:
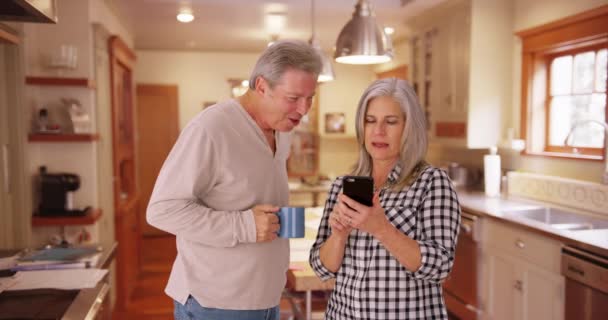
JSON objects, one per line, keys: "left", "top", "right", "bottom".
{"left": 508, "top": 172, "right": 608, "bottom": 216}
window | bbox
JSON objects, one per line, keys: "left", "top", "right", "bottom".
{"left": 547, "top": 48, "right": 607, "bottom": 156}
{"left": 518, "top": 6, "right": 608, "bottom": 160}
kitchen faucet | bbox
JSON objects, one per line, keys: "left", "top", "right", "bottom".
{"left": 564, "top": 120, "right": 608, "bottom": 185}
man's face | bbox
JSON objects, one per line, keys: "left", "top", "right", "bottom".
{"left": 258, "top": 68, "right": 317, "bottom": 132}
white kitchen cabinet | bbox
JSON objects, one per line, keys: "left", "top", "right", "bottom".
{"left": 408, "top": 0, "right": 512, "bottom": 148}
{"left": 481, "top": 219, "right": 564, "bottom": 320}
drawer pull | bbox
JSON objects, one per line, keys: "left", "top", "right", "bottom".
{"left": 515, "top": 239, "right": 525, "bottom": 249}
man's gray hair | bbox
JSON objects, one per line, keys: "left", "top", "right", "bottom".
{"left": 352, "top": 78, "right": 428, "bottom": 189}
{"left": 249, "top": 39, "right": 322, "bottom": 89}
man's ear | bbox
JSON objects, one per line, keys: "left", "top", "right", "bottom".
{"left": 254, "top": 77, "right": 267, "bottom": 96}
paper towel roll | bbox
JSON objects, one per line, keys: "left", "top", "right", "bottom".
{"left": 484, "top": 148, "right": 501, "bottom": 197}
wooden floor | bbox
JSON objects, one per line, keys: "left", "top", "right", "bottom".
{"left": 112, "top": 234, "right": 307, "bottom": 320}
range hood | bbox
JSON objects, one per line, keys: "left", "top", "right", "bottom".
{"left": 0, "top": 0, "right": 57, "bottom": 23}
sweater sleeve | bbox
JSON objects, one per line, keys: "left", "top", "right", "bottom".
{"left": 405, "top": 168, "right": 461, "bottom": 283}
{"left": 146, "top": 122, "right": 257, "bottom": 248}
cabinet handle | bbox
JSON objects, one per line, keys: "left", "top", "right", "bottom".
{"left": 514, "top": 280, "right": 523, "bottom": 291}
{"left": 2, "top": 145, "right": 9, "bottom": 194}
{"left": 515, "top": 239, "right": 525, "bottom": 249}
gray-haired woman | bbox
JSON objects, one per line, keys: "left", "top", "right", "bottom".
{"left": 309, "top": 78, "right": 461, "bottom": 319}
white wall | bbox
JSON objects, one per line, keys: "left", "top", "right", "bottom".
{"left": 90, "top": 0, "right": 134, "bottom": 48}
{"left": 134, "top": 49, "right": 377, "bottom": 177}
{"left": 509, "top": 0, "right": 608, "bottom": 182}
{"left": 22, "top": 0, "right": 135, "bottom": 246}
{"left": 134, "top": 50, "right": 260, "bottom": 128}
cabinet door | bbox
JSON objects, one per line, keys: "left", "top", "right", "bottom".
{"left": 485, "top": 249, "right": 521, "bottom": 320}
{"left": 522, "top": 263, "right": 564, "bottom": 320}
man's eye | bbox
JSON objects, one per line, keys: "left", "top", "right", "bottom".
{"left": 287, "top": 97, "right": 298, "bottom": 102}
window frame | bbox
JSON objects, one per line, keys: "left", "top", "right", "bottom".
{"left": 544, "top": 44, "right": 607, "bottom": 156}
{"left": 517, "top": 5, "right": 608, "bottom": 161}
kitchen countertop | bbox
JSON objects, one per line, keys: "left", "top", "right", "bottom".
{"left": 456, "top": 190, "right": 608, "bottom": 257}
{"left": 0, "top": 243, "right": 116, "bottom": 320}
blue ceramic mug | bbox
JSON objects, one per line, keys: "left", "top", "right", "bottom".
{"left": 277, "top": 207, "right": 305, "bottom": 238}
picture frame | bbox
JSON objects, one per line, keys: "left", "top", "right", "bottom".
{"left": 325, "top": 112, "right": 345, "bottom": 134}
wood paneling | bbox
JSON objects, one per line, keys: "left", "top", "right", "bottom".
{"left": 435, "top": 122, "right": 466, "bottom": 138}
{"left": 25, "top": 76, "right": 96, "bottom": 88}
{"left": 376, "top": 65, "right": 408, "bottom": 80}
{"left": 136, "top": 84, "right": 179, "bottom": 236}
{"left": 109, "top": 35, "right": 140, "bottom": 311}
{"left": 32, "top": 208, "right": 101, "bottom": 226}
{"left": 28, "top": 133, "right": 99, "bottom": 142}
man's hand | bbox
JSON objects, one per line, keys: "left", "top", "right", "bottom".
{"left": 252, "top": 204, "right": 280, "bottom": 242}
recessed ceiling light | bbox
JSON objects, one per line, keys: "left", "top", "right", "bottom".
{"left": 177, "top": 8, "right": 194, "bottom": 23}
{"left": 265, "top": 12, "right": 286, "bottom": 34}
{"left": 384, "top": 26, "right": 395, "bottom": 35}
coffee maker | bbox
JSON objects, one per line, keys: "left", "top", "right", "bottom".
{"left": 38, "top": 166, "right": 88, "bottom": 216}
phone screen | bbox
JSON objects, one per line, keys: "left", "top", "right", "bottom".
{"left": 342, "top": 176, "right": 373, "bottom": 207}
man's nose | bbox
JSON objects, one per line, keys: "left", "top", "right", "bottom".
{"left": 296, "top": 99, "right": 310, "bottom": 115}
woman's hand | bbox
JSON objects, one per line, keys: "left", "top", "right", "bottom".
{"left": 328, "top": 208, "right": 353, "bottom": 240}
{"left": 338, "top": 192, "right": 389, "bottom": 236}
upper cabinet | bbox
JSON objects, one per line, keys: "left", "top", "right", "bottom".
{"left": 408, "top": 0, "right": 513, "bottom": 148}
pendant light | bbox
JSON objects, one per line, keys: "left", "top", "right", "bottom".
{"left": 310, "top": 0, "right": 335, "bottom": 82}
{"left": 334, "top": 0, "right": 392, "bottom": 65}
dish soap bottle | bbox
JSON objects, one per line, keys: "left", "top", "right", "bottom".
{"left": 484, "top": 146, "right": 501, "bottom": 197}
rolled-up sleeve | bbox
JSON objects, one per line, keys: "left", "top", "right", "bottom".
{"left": 146, "top": 123, "right": 257, "bottom": 248}
{"left": 308, "top": 178, "right": 343, "bottom": 280}
{"left": 406, "top": 169, "right": 460, "bottom": 283}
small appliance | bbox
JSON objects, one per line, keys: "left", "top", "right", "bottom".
{"left": 38, "top": 166, "right": 88, "bottom": 216}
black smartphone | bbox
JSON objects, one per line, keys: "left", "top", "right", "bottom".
{"left": 342, "top": 176, "right": 374, "bottom": 207}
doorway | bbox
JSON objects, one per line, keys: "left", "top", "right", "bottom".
{"left": 135, "top": 84, "right": 179, "bottom": 237}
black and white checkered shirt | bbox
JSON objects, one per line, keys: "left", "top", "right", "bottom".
{"left": 309, "top": 164, "right": 461, "bottom": 320}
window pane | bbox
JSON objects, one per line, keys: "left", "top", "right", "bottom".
{"left": 549, "top": 96, "right": 574, "bottom": 146}
{"left": 572, "top": 51, "right": 595, "bottom": 93}
{"left": 596, "top": 49, "right": 607, "bottom": 92}
{"left": 551, "top": 94, "right": 605, "bottom": 147}
{"left": 551, "top": 55, "right": 572, "bottom": 95}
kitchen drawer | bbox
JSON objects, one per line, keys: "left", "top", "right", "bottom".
{"left": 485, "top": 219, "right": 561, "bottom": 273}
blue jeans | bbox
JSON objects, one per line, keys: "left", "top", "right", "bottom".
{"left": 174, "top": 295, "right": 280, "bottom": 320}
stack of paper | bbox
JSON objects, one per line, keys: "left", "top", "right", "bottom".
{"left": 0, "top": 276, "right": 17, "bottom": 294}
{"left": 6, "top": 268, "right": 108, "bottom": 291}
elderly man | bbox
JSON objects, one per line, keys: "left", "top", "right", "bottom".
{"left": 147, "top": 39, "right": 321, "bottom": 320}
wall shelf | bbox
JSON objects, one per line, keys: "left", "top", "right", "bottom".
{"left": 25, "top": 76, "right": 96, "bottom": 88}
{"left": 28, "top": 133, "right": 99, "bottom": 142}
{"left": 32, "top": 208, "right": 102, "bottom": 226}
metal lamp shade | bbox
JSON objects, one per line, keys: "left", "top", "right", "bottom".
{"left": 334, "top": 1, "right": 391, "bottom": 65}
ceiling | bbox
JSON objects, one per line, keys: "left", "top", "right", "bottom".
{"left": 115, "top": 0, "right": 448, "bottom": 52}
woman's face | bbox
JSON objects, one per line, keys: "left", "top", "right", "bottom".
{"left": 364, "top": 96, "right": 406, "bottom": 163}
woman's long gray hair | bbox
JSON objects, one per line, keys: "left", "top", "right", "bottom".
{"left": 351, "top": 78, "right": 428, "bottom": 189}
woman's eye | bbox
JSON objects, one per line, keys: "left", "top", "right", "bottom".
{"left": 364, "top": 118, "right": 375, "bottom": 123}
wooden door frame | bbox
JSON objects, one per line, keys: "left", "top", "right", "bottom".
{"left": 109, "top": 35, "right": 139, "bottom": 309}
{"left": 109, "top": 35, "right": 137, "bottom": 210}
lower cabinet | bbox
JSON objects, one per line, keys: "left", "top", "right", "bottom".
{"left": 484, "top": 246, "right": 564, "bottom": 320}
{"left": 481, "top": 219, "right": 564, "bottom": 320}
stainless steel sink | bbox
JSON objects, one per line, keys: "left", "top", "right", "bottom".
{"left": 501, "top": 207, "right": 608, "bottom": 231}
